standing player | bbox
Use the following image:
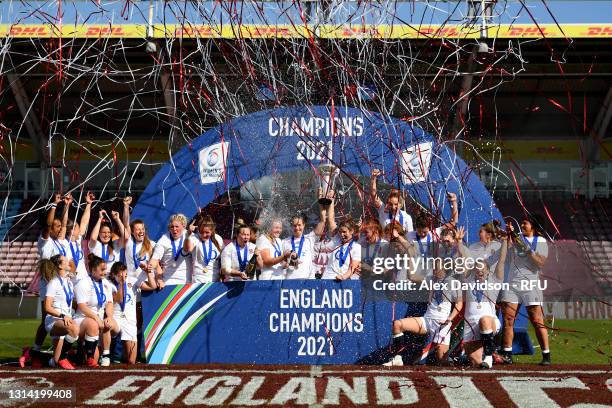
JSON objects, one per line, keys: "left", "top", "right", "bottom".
{"left": 22, "top": 193, "right": 72, "bottom": 368}
{"left": 109, "top": 262, "right": 157, "bottom": 364}
{"left": 281, "top": 207, "right": 326, "bottom": 280}
{"left": 42, "top": 255, "right": 79, "bottom": 370}
{"left": 500, "top": 215, "right": 551, "bottom": 365}
{"left": 148, "top": 214, "right": 197, "bottom": 287}
{"left": 89, "top": 209, "right": 127, "bottom": 274}
{"left": 370, "top": 169, "right": 413, "bottom": 233}
{"left": 321, "top": 217, "right": 362, "bottom": 281}
{"left": 457, "top": 227, "right": 508, "bottom": 369}
{"left": 220, "top": 222, "right": 258, "bottom": 281}
{"left": 384, "top": 259, "right": 463, "bottom": 366}
{"left": 65, "top": 191, "right": 95, "bottom": 283}
{"left": 185, "top": 216, "right": 224, "bottom": 283}
{"left": 468, "top": 222, "right": 501, "bottom": 270}
{"left": 358, "top": 218, "right": 387, "bottom": 279}
{"left": 121, "top": 196, "right": 156, "bottom": 280}
{"left": 74, "top": 255, "right": 118, "bottom": 367}
{"left": 257, "top": 219, "right": 291, "bottom": 280}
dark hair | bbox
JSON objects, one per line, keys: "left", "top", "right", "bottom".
{"left": 199, "top": 216, "right": 221, "bottom": 252}
{"left": 290, "top": 213, "right": 307, "bottom": 225}
{"left": 88, "top": 254, "right": 106, "bottom": 272}
{"left": 415, "top": 215, "right": 432, "bottom": 230}
{"left": 130, "top": 219, "right": 153, "bottom": 257}
{"left": 99, "top": 222, "right": 115, "bottom": 256}
{"left": 110, "top": 262, "right": 127, "bottom": 283}
{"left": 526, "top": 214, "right": 545, "bottom": 235}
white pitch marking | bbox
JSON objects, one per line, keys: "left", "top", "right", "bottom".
{"left": 5, "top": 369, "right": 611, "bottom": 375}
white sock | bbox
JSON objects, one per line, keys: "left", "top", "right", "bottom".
{"left": 542, "top": 349, "right": 550, "bottom": 354}
{"left": 484, "top": 355, "right": 493, "bottom": 366}
{"left": 503, "top": 347, "right": 512, "bottom": 352}
{"left": 392, "top": 333, "right": 404, "bottom": 338}
{"left": 103, "top": 350, "right": 110, "bottom": 356}
{"left": 480, "top": 329, "right": 493, "bottom": 334}
{"left": 64, "top": 334, "right": 78, "bottom": 344}
{"left": 84, "top": 334, "right": 99, "bottom": 342}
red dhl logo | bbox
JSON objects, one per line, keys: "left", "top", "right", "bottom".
{"left": 586, "top": 26, "right": 612, "bottom": 36}
{"left": 507, "top": 26, "right": 547, "bottom": 36}
{"left": 341, "top": 27, "right": 381, "bottom": 37}
{"left": 250, "top": 27, "right": 294, "bottom": 37}
{"left": 174, "top": 26, "right": 214, "bottom": 37}
{"left": 419, "top": 27, "right": 459, "bottom": 37}
{"left": 85, "top": 27, "right": 125, "bottom": 36}
{"left": 9, "top": 26, "right": 49, "bottom": 36}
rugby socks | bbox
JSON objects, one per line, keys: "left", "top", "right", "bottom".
{"left": 541, "top": 349, "right": 551, "bottom": 363}
{"left": 481, "top": 330, "right": 495, "bottom": 357}
{"left": 59, "top": 335, "right": 78, "bottom": 360}
{"left": 84, "top": 335, "right": 99, "bottom": 358}
{"left": 391, "top": 333, "right": 404, "bottom": 355}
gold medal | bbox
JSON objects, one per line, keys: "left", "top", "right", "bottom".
{"left": 477, "top": 304, "right": 482, "bottom": 309}
{"left": 120, "top": 312, "right": 126, "bottom": 319}
{"left": 437, "top": 306, "right": 442, "bottom": 312}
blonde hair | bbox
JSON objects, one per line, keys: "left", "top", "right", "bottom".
{"left": 168, "top": 213, "right": 188, "bottom": 228}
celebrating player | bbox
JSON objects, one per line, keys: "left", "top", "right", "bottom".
{"left": 74, "top": 255, "right": 118, "bottom": 367}
{"left": 457, "top": 227, "right": 507, "bottom": 369}
{"left": 185, "top": 216, "right": 224, "bottom": 283}
{"left": 220, "top": 222, "right": 258, "bottom": 281}
{"left": 282, "top": 207, "right": 326, "bottom": 280}
{"left": 500, "top": 215, "right": 551, "bottom": 365}
{"left": 109, "top": 262, "right": 157, "bottom": 364}
{"left": 321, "top": 212, "right": 362, "bottom": 281}
{"left": 89, "top": 209, "right": 126, "bottom": 274}
{"left": 65, "top": 191, "right": 95, "bottom": 283}
{"left": 257, "top": 219, "right": 291, "bottom": 280}
{"left": 121, "top": 196, "right": 156, "bottom": 280}
{"left": 148, "top": 214, "right": 196, "bottom": 287}
{"left": 468, "top": 222, "right": 501, "bottom": 270}
{"left": 384, "top": 258, "right": 463, "bottom": 366}
{"left": 42, "top": 255, "right": 79, "bottom": 370}
{"left": 22, "top": 193, "right": 72, "bottom": 368}
{"left": 370, "top": 169, "right": 414, "bottom": 233}
{"left": 359, "top": 218, "right": 387, "bottom": 278}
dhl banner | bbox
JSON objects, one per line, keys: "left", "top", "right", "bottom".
{"left": 2, "top": 23, "right": 612, "bottom": 39}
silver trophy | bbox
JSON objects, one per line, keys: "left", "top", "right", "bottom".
{"left": 318, "top": 163, "right": 339, "bottom": 205}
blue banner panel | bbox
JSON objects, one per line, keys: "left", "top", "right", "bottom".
{"left": 142, "top": 280, "right": 532, "bottom": 365}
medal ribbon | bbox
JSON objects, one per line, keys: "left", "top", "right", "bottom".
{"left": 53, "top": 240, "right": 66, "bottom": 257}
{"left": 69, "top": 241, "right": 82, "bottom": 266}
{"left": 59, "top": 276, "right": 73, "bottom": 308}
{"left": 417, "top": 234, "right": 431, "bottom": 257}
{"left": 171, "top": 236, "right": 184, "bottom": 261}
{"left": 364, "top": 238, "right": 381, "bottom": 264}
{"left": 336, "top": 240, "right": 354, "bottom": 267}
{"left": 291, "top": 235, "right": 305, "bottom": 258}
{"left": 132, "top": 242, "right": 147, "bottom": 270}
{"left": 235, "top": 241, "right": 248, "bottom": 272}
{"left": 91, "top": 278, "right": 106, "bottom": 308}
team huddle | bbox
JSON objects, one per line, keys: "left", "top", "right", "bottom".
{"left": 21, "top": 168, "right": 550, "bottom": 369}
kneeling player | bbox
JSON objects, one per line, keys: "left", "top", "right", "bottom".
{"left": 43, "top": 255, "right": 79, "bottom": 369}
{"left": 385, "top": 260, "right": 462, "bottom": 366}
{"left": 460, "top": 229, "right": 508, "bottom": 369}
{"left": 110, "top": 262, "right": 157, "bottom": 364}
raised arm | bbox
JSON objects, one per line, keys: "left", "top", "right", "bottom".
{"left": 43, "top": 193, "right": 62, "bottom": 239}
{"left": 184, "top": 221, "right": 197, "bottom": 253}
{"left": 79, "top": 191, "right": 95, "bottom": 237}
{"left": 369, "top": 169, "right": 384, "bottom": 209}
{"left": 122, "top": 196, "right": 132, "bottom": 241}
{"left": 88, "top": 210, "right": 106, "bottom": 249}
{"left": 313, "top": 205, "right": 327, "bottom": 237}
{"left": 495, "top": 237, "right": 509, "bottom": 281}
{"left": 111, "top": 211, "right": 126, "bottom": 247}
{"left": 326, "top": 192, "right": 337, "bottom": 234}
{"left": 58, "top": 193, "right": 73, "bottom": 240}
{"left": 448, "top": 192, "right": 458, "bottom": 226}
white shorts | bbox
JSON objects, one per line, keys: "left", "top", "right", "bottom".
{"left": 419, "top": 317, "right": 451, "bottom": 346}
{"left": 116, "top": 316, "right": 137, "bottom": 342}
{"left": 463, "top": 315, "right": 501, "bottom": 343}
{"left": 192, "top": 274, "right": 212, "bottom": 284}
{"left": 44, "top": 315, "right": 62, "bottom": 333}
{"left": 500, "top": 286, "right": 543, "bottom": 306}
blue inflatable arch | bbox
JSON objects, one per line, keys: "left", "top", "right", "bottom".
{"left": 133, "top": 106, "right": 501, "bottom": 240}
